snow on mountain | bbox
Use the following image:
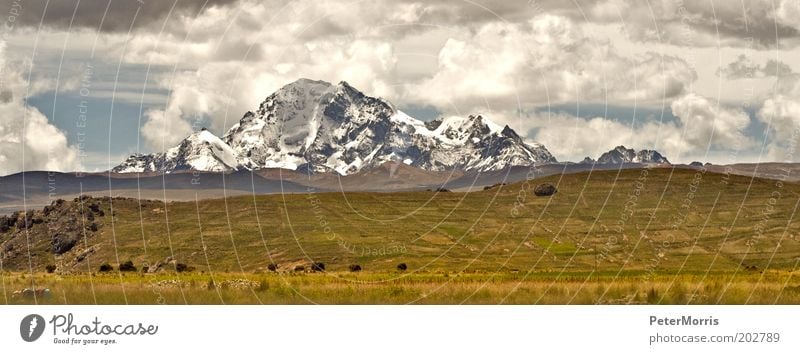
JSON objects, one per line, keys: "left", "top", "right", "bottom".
{"left": 114, "top": 79, "right": 557, "bottom": 175}
{"left": 113, "top": 129, "right": 240, "bottom": 173}
{"left": 595, "top": 145, "right": 670, "bottom": 165}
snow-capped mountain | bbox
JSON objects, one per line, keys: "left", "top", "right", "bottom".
{"left": 595, "top": 145, "right": 670, "bottom": 165}
{"left": 114, "top": 129, "right": 240, "bottom": 173}
{"left": 113, "top": 79, "right": 556, "bottom": 175}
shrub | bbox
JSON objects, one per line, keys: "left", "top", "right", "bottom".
{"left": 45, "top": 264, "right": 57, "bottom": 273}
{"left": 141, "top": 266, "right": 149, "bottom": 273}
{"left": 119, "top": 260, "right": 137, "bottom": 272}
{"left": 348, "top": 264, "right": 362, "bottom": 272}
{"left": 175, "top": 263, "right": 191, "bottom": 273}
{"left": 311, "top": 262, "right": 325, "bottom": 272}
{"left": 397, "top": 263, "right": 408, "bottom": 271}
{"left": 0, "top": 216, "right": 11, "bottom": 233}
{"left": 256, "top": 280, "right": 269, "bottom": 291}
{"left": 294, "top": 265, "right": 305, "bottom": 272}
{"left": 267, "top": 263, "right": 278, "bottom": 272}
{"left": 646, "top": 287, "right": 659, "bottom": 304}
{"left": 98, "top": 263, "right": 113, "bottom": 272}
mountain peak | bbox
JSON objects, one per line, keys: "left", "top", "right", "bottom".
{"left": 114, "top": 79, "right": 557, "bottom": 175}
{"left": 501, "top": 125, "right": 520, "bottom": 139}
{"left": 596, "top": 146, "right": 670, "bottom": 165}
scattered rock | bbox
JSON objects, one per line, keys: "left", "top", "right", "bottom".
{"left": 533, "top": 183, "right": 557, "bottom": 196}
{"left": 311, "top": 262, "right": 325, "bottom": 272}
{"left": 51, "top": 233, "right": 79, "bottom": 255}
{"left": 175, "top": 263, "right": 193, "bottom": 273}
{"left": 12, "top": 288, "right": 51, "bottom": 299}
{"left": 150, "top": 280, "right": 185, "bottom": 288}
{"left": 119, "top": 260, "right": 137, "bottom": 272}
{"left": 220, "top": 279, "right": 259, "bottom": 289}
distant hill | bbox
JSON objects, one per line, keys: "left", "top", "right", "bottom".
{"left": 4, "top": 162, "right": 800, "bottom": 214}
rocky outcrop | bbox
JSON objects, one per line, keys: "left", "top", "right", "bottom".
{"left": 0, "top": 196, "right": 106, "bottom": 271}
{"left": 533, "top": 183, "right": 558, "bottom": 196}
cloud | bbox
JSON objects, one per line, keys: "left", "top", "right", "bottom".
{"left": 13, "top": 0, "right": 799, "bottom": 48}
{"left": 588, "top": 0, "right": 800, "bottom": 48}
{"left": 408, "top": 14, "right": 696, "bottom": 112}
{"left": 137, "top": 35, "right": 399, "bottom": 151}
{"left": 5, "top": 0, "right": 797, "bottom": 172}
{"left": 758, "top": 74, "right": 800, "bottom": 161}
{"left": 669, "top": 93, "right": 754, "bottom": 149}
{"left": 513, "top": 93, "right": 753, "bottom": 163}
{"left": 525, "top": 113, "right": 673, "bottom": 162}
{"left": 4, "top": 0, "right": 239, "bottom": 33}
{"left": 140, "top": 109, "right": 193, "bottom": 151}
{"left": 129, "top": 11, "right": 697, "bottom": 137}
{"left": 0, "top": 42, "right": 81, "bottom": 175}
{"left": 718, "top": 55, "right": 795, "bottom": 79}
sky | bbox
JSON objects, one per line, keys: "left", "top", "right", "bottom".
{"left": 1, "top": 0, "right": 800, "bottom": 174}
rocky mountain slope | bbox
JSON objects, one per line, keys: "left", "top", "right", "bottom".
{"left": 0, "top": 196, "right": 106, "bottom": 271}
{"left": 594, "top": 145, "right": 670, "bottom": 165}
{"left": 116, "top": 129, "right": 240, "bottom": 173}
{"left": 114, "top": 79, "right": 556, "bottom": 175}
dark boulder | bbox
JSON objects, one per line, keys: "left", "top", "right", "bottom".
{"left": 311, "top": 262, "right": 325, "bottom": 272}
{"left": 119, "top": 260, "right": 137, "bottom": 272}
{"left": 51, "top": 233, "right": 79, "bottom": 255}
{"left": 533, "top": 183, "right": 557, "bottom": 196}
{"left": 0, "top": 216, "right": 12, "bottom": 233}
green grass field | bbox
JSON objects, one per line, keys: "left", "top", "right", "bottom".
{"left": 5, "top": 271, "right": 800, "bottom": 304}
{"left": 3, "top": 167, "right": 800, "bottom": 304}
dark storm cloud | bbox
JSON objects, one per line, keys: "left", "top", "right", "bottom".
{"left": 0, "top": 0, "right": 239, "bottom": 32}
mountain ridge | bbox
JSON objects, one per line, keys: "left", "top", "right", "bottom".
{"left": 593, "top": 145, "right": 670, "bottom": 165}
{"left": 114, "top": 79, "right": 557, "bottom": 175}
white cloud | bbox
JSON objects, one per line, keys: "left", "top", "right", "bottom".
{"left": 408, "top": 15, "right": 696, "bottom": 113}
{"left": 141, "top": 109, "right": 194, "bottom": 151}
{"left": 527, "top": 113, "right": 671, "bottom": 161}
{"left": 0, "top": 42, "right": 81, "bottom": 175}
{"left": 776, "top": 0, "right": 800, "bottom": 33}
{"left": 492, "top": 93, "right": 753, "bottom": 163}
{"left": 6, "top": 0, "right": 799, "bottom": 170}
{"left": 758, "top": 75, "right": 800, "bottom": 161}
{"left": 669, "top": 93, "right": 754, "bottom": 149}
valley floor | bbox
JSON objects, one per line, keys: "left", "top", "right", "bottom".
{"left": 4, "top": 271, "right": 800, "bottom": 305}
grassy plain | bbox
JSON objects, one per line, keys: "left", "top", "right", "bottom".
{"left": 3, "top": 167, "right": 800, "bottom": 304}
{"left": 5, "top": 271, "right": 800, "bottom": 304}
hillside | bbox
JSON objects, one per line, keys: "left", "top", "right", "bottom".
{"left": 2, "top": 167, "right": 799, "bottom": 275}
